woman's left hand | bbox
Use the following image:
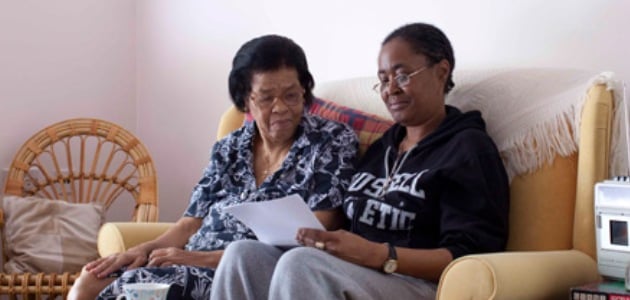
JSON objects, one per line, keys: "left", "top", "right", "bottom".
{"left": 146, "top": 247, "right": 190, "bottom": 267}
{"left": 296, "top": 228, "right": 387, "bottom": 269}
{"left": 147, "top": 247, "right": 223, "bottom": 269}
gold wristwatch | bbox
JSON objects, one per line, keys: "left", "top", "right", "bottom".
{"left": 382, "top": 242, "right": 398, "bottom": 274}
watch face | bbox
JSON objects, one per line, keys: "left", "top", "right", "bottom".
{"left": 383, "top": 259, "right": 398, "bottom": 274}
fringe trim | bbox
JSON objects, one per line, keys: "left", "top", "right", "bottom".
{"left": 500, "top": 71, "right": 627, "bottom": 181}
{"left": 500, "top": 105, "right": 579, "bottom": 180}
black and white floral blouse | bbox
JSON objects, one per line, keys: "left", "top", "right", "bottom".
{"left": 184, "top": 113, "right": 358, "bottom": 251}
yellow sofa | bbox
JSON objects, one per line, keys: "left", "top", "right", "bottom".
{"left": 98, "top": 68, "right": 619, "bottom": 299}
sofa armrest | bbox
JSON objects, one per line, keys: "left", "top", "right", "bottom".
{"left": 97, "top": 222, "right": 174, "bottom": 257}
{"left": 436, "top": 250, "right": 600, "bottom": 300}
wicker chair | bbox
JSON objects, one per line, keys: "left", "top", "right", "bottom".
{"left": 0, "top": 118, "right": 158, "bottom": 299}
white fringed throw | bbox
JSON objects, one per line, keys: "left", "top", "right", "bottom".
{"left": 446, "top": 68, "right": 628, "bottom": 180}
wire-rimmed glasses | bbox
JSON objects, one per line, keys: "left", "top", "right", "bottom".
{"left": 372, "top": 66, "right": 428, "bottom": 93}
{"left": 249, "top": 88, "right": 305, "bottom": 109}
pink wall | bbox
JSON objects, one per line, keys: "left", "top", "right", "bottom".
{"left": 135, "top": 1, "right": 251, "bottom": 219}
{"left": 0, "top": 0, "right": 136, "bottom": 221}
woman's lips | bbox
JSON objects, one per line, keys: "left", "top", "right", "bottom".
{"left": 387, "top": 99, "right": 410, "bottom": 111}
{"left": 271, "top": 118, "right": 292, "bottom": 128}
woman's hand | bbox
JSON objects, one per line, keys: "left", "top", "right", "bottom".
{"left": 85, "top": 247, "right": 150, "bottom": 279}
{"left": 147, "top": 247, "right": 223, "bottom": 269}
{"left": 297, "top": 228, "right": 453, "bottom": 280}
{"left": 83, "top": 217, "right": 204, "bottom": 279}
{"left": 296, "top": 228, "right": 388, "bottom": 269}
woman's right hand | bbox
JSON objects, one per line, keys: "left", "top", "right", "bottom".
{"left": 84, "top": 217, "right": 202, "bottom": 279}
{"left": 85, "top": 247, "right": 151, "bottom": 279}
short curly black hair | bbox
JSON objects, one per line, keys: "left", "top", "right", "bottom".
{"left": 228, "top": 35, "right": 315, "bottom": 112}
{"left": 383, "top": 23, "right": 455, "bottom": 94}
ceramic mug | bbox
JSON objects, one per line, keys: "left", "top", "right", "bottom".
{"left": 115, "top": 283, "right": 171, "bottom": 300}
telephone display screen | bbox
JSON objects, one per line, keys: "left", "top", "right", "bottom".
{"left": 610, "top": 220, "right": 629, "bottom": 246}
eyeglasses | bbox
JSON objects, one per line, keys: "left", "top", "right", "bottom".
{"left": 249, "top": 88, "right": 305, "bottom": 109}
{"left": 372, "top": 66, "right": 428, "bottom": 93}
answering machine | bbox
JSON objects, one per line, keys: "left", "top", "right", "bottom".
{"left": 595, "top": 178, "right": 630, "bottom": 280}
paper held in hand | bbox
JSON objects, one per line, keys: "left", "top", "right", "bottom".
{"left": 222, "top": 194, "right": 325, "bottom": 246}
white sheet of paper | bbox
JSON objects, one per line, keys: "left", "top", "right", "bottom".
{"left": 222, "top": 194, "right": 325, "bottom": 246}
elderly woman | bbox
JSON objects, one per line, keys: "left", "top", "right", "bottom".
{"left": 211, "top": 23, "right": 510, "bottom": 300}
{"left": 67, "top": 34, "right": 358, "bottom": 300}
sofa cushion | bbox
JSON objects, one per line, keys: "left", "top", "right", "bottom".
{"left": 2, "top": 196, "right": 104, "bottom": 273}
{"left": 507, "top": 154, "right": 577, "bottom": 251}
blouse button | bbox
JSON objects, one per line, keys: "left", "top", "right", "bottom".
{"left": 240, "top": 190, "right": 249, "bottom": 200}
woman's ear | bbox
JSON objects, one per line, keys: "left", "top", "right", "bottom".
{"left": 436, "top": 59, "right": 451, "bottom": 83}
{"left": 243, "top": 100, "right": 251, "bottom": 112}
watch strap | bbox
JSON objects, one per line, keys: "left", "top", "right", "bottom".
{"left": 381, "top": 242, "right": 398, "bottom": 274}
{"left": 387, "top": 242, "right": 397, "bottom": 260}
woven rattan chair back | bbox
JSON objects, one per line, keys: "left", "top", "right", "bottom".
{"left": 0, "top": 118, "right": 158, "bottom": 299}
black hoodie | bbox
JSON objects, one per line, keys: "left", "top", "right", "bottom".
{"left": 343, "top": 105, "right": 509, "bottom": 259}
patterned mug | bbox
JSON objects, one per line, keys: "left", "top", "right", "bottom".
{"left": 115, "top": 283, "right": 171, "bottom": 300}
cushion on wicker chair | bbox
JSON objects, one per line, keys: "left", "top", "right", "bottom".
{"left": 2, "top": 196, "right": 104, "bottom": 273}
